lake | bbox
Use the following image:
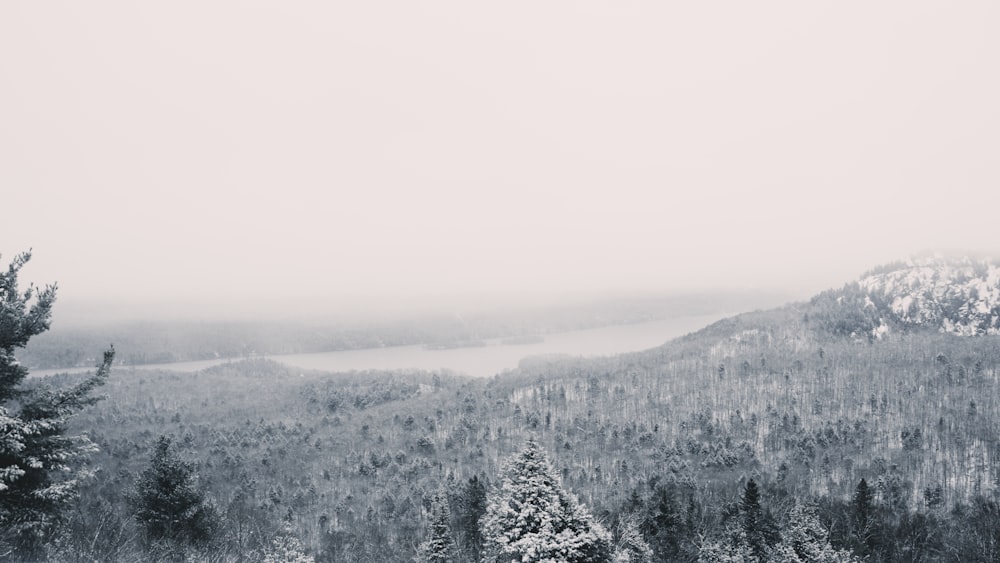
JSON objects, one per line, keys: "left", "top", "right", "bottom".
{"left": 32, "top": 313, "right": 723, "bottom": 378}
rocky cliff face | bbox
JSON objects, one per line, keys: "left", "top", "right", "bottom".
{"left": 858, "top": 256, "right": 1000, "bottom": 336}
{"left": 808, "top": 255, "right": 1000, "bottom": 339}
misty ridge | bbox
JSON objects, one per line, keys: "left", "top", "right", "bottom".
{"left": 6, "top": 251, "right": 1000, "bottom": 562}
{"left": 21, "top": 290, "right": 786, "bottom": 371}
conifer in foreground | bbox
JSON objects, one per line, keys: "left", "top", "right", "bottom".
{"left": 0, "top": 251, "right": 114, "bottom": 556}
{"left": 480, "top": 439, "right": 612, "bottom": 563}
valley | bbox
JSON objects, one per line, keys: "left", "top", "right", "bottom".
{"left": 13, "top": 257, "right": 999, "bottom": 562}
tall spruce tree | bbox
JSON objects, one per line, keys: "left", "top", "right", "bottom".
{"left": 740, "top": 479, "right": 780, "bottom": 561}
{"left": 133, "top": 435, "right": 218, "bottom": 546}
{"left": 698, "top": 479, "right": 780, "bottom": 563}
{"left": 456, "top": 474, "right": 487, "bottom": 559}
{"left": 850, "top": 478, "right": 876, "bottom": 556}
{"left": 417, "top": 486, "right": 457, "bottom": 563}
{"left": 641, "top": 483, "right": 683, "bottom": 561}
{"left": 0, "top": 251, "right": 114, "bottom": 555}
{"left": 480, "top": 439, "right": 612, "bottom": 563}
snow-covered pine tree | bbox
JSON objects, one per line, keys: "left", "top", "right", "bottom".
{"left": 480, "top": 439, "right": 612, "bottom": 563}
{"left": 697, "top": 479, "right": 779, "bottom": 563}
{"left": 260, "top": 528, "right": 316, "bottom": 563}
{"left": 416, "top": 485, "right": 457, "bottom": 563}
{"left": 133, "top": 435, "right": 218, "bottom": 546}
{"left": 0, "top": 251, "right": 114, "bottom": 556}
{"left": 612, "top": 514, "right": 652, "bottom": 563}
{"left": 772, "top": 502, "right": 859, "bottom": 563}
{"left": 697, "top": 527, "right": 759, "bottom": 563}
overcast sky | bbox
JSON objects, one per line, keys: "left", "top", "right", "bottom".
{"left": 3, "top": 2, "right": 999, "bottom": 320}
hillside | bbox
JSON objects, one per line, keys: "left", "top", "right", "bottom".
{"left": 809, "top": 254, "right": 1000, "bottom": 340}
{"left": 41, "top": 257, "right": 1000, "bottom": 561}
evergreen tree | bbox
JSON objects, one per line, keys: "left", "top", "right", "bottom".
{"left": 697, "top": 527, "right": 758, "bottom": 563}
{"left": 133, "top": 435, "right": 218, "bottom": 546}
{"left": 0, "top": 251, "right": 114, "bottom": 555}
{"left": 740, "top": 479, "right": 770, "bottom": 561}
{"left": 612, "top": 514, "right": 652, "bottom": 563}
{"left": 850, "top": 478, "right": 876, "bottom": 556}
{"left": 456, "top": 474, "right": 487, "bottom": 559}
{"left": 417, "top": 486, "right": 457, "bottom": 563}
{"left": 640, "top": 483, "right": 683, "bottom": 561}
{"left": 260, "top": 528, "right": 315, "bottom": 563}
{"left": 773, "top": 502, "right": 859, "bottom": 563}
{"left": 480, "top": 439, "right": 612, "bottom": 563}
{"left": 699, "top": 480, "right": 780, "bottom": 563}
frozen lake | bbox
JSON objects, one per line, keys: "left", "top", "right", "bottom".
{"left": 33, "top": 314, "right": 723, "bottom": 378}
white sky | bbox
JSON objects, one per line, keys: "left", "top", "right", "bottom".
{"left": 2, "top": 2, "right": 999, "bottom": 319}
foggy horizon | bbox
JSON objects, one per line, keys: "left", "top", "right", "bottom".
{"left": 41, "top": 286, "right": 794, "bottom": 327}
{"left": 4, "top": 2, "right": 999, "bottom": 324}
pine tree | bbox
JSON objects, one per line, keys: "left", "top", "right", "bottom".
{"left": 850, "top": 478, "right": 876, "bottom": 556}
{"left": 260, "top": 528, "right": 315, "bottom": 563}
{"left": 480, "top": 439, "right": 612, "bottom": 563}
{"left": 697, "top": 527, "right": 758, "bottom": 563}
{"left": 698, "top": 480, "right": 780, "bottom": 563}
{"left": 133, "top": 435, "right": 218, "bottom": 546}
{"left": 417, "top": 486, "right": 457, "bottom": 563}
{"left": 612, "top": 514, "right": 652, "bottom": 563}
{"left": 456, "top": 474, "right": 487, "bottom": 559}
{"left": 641, "top": 483, "right": 683, "bottom": 561}
{"left": 740, "top": 479, "right": 769, "bottom": 561}
{"left": 0, "top": 251, "right": 115, "bottom": 555}
{"left": 773, "top": 502, "right": 859, "bottom": 563}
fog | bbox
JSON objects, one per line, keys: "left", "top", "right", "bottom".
{"left": 3, "top": 2, "right": 999, "bottom": 324}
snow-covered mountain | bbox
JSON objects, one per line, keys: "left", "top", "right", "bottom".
{"left": 810, "top": 255, "right": 1000, "bottom": 338}
{"left": 859, "top": 255, "right": 1000, "bottom": 336}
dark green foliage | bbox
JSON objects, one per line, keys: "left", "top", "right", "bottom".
{"left": 851, "top": 479, "right": 874, "bottom": 545}
{"left": 455, "top": 475, "right": 487, "bottom": 559}
{"left": 132, "top": 436, "right": 218, "bottom": 546}
{"left": 639, "top": 483, "right": 686, "bottom": 561}
{"left": 0, "top": 251, "right": 114, "bottom": 556}
{"left": 739, "top": 479, "right": 778, "bottom": 561}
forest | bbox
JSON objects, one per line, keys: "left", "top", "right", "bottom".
{"left": 4, "top": 254, "right": 1000, "bottom": 562}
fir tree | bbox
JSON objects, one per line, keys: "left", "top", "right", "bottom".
{"left": 773, "top": 502, "right": 859, "bottom": 563}
{"left": 640, "top": 483, "right": 683, "bottom": 561}
{"left": 481, "top": 439, "right": 612, "bottom": 563}
{"left": 456, "top": 474, "right": 487, "bottom": 559}
{"left": 740, "top": 479, "right": 769, "bottom": 561}
{"left": 850, "top": 478, "right": 876, "bottom": 556}
{"left": 417, "top": 486, "right": 457, "bottom": 563}
{"left": 133, "top": 435, "right": 218, "bottom": 546}
{"left": 0, "top": 251, "right": 114, "bottom": 555}
{"left": 698, "top": 480, "right": 780, "bottom": 563}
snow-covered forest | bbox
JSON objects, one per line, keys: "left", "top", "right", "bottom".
{"left": 5, "top": 253, "right": 1000, "bottom": 562}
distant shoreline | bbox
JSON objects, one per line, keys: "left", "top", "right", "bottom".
{"left": 29, "top": 313, "right": 726, "bottom": 379}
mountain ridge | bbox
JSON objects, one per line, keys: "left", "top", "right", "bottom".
{"left": 807, "top": 254, "right": 1000, "bottom": 341}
